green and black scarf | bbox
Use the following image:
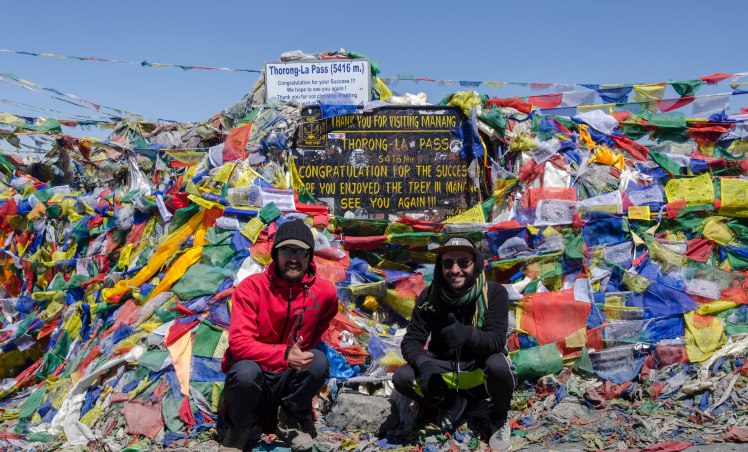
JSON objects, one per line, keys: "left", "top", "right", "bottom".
{"left": 421, "top": 254, "right": 488, "bottom": 328}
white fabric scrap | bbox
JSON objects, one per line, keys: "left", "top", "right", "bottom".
{"left": 574, "top": 109, "right": 619, "bottom": 135}
{"left": 561, "top": 91, "right": 597, "bottom": 107}
{"left": 691, "top": 93, "right": 730, "bottom": 117}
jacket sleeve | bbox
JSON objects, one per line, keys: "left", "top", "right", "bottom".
{"left": 464, "top": 282, "right": 509, "bottom": 355}
{"left": 309, "top": 282, "right": 339, "bottom": 348}
{"left": 227, "top": 279, "right": 288, "bottom": 370}
{"left": 400, "top": 289, "right": 432, "bottom": 369}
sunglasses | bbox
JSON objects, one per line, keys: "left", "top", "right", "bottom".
{"left": 278, "top": 247, "right": 310, "bottom": 259}
{"left": 442, "top": 258, "right": 474, "bottom": 269}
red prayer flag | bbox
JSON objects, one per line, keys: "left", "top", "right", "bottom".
{"left": 611, "top": 135, "right": 649, "bottom": 161}
{"left": 658, "top": 96, "right": 694, "bottom": 112}
{"left": 700, "top": 72, "right": 734, "bottom": 85}
{"left": 485, "top": 97, "right": 533, "bottom": 114}
{"left": 527, "top": 93, "right": 562, "bottom": 109}
{"left": 223, "top": 123, "right": 252, "bottom": 162}
{"left": 519, "top": 290, "right": 591, "bottom": 346}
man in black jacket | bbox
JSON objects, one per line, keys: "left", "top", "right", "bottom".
{"left": 394, "top": 236, "right": 514, "bottom": 451}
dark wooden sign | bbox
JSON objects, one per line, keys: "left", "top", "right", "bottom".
{"left": 294, "top": 106, "right": 480, "bottom": 220}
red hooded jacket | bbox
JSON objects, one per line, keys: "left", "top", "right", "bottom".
{"left": 222, "top": 261, "right": 338, "bottom": 373}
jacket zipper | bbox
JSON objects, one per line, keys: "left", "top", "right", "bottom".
{"left": 278, "top": 287, "right": 293, "bottom": 344}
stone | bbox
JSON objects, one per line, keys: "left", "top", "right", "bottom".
{"left": 325, "top": 391, "right": 397, "bottom": 435}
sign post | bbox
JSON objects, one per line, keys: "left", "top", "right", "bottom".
{"left": 295, "top": 106, "right": 480, "bottom": 220}
{"left": 265, "top": 60, "right": 371, "bottom": 105}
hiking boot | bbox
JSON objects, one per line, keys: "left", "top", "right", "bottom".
{"left": 219, "top": 424, "right": 261, "bottom": 451}
{"left": 437, "top": 396, "right": 467, "bottom": 431}
{"left": 488, "top": 419, "right": 512, "bottom": 451}
{"left": 276, "top": 407, "right": 314, "bottom": 452}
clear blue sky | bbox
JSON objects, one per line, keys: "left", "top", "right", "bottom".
{"left": 1, "top": 0, "right": 746, "bottom": 138}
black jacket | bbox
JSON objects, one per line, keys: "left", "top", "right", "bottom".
{"left": 401, "top": 281, "right": 509, "bottom": 370}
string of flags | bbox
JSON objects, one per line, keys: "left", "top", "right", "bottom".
{"left": 0, "top": 48, "right": 262, "bottom": 73}
{"left": 0, "top": 72, "right": 144, "bottom": 121}
{"left": 1, "top": 47, "right": 747, "bottom": 103}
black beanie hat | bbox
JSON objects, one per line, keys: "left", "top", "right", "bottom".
{"left": 272, "top": 219, "right": 314, "bottom": 260}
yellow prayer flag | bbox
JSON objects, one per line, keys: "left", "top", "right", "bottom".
{"left": 118, "top": 243, "right": 134, "bottom": 269}
{"left": 240, "top": 217, "right": 265, "bottom": 242}
{"left": 718, "top": 177, "right": 748, "bottom": 218}
{"left": 702, "top": 218, "right": 735, "bottom": 246}
{"left": 146, "top": 246, "right": 203, "bottom": 302}
{"left": 233, "top": 167, "right": 264, "bottom": 187}
{"left": 577, "top": 104, "right": 615, "bottom": 115}
{"left": 443, "top": 204, "right": 485, "bottom": 223}
{"left": 564, "top": 328, "right": 587, "bottom": 348}
{"left": 102, "top": 210, "right": 205, "bottom": 301}
{"left": 588, "top": 146, "right": 625, "bottom": 170}
{"left": 213, "top": 163, "right": 236, "bottom": 184}
{"left": 26, "top": 202, "right": 46, "bottom": 221}
{"left": 184, "top": 163, "right": 199, "bottom": 180}
{"left": 697, "top": 300, "right": 738, "bottom": 315}
{"left": 632, "top": 84, "right": 666, "bottom": 112}
{"left": 684, "top": 311, "right": 726, "bottom": 363}
{"left": 288, "top": 156, "right": 304, "bottom": 190}
{"left": 184, "top": 180, "right": 200, "bottom": 196}
{"left": 375, "top": 77, "right": 393, "bottom": 101}
{"left": 726, "top": 139, "right": 748, "bottom": 155}
{"left": 187, "top": 194, "right": 225, "bottom": 211}
{"left": 628, "top": 205, "right": 651, "bottom": 220}
{"left": 664, "top": 173, "right": 715, "bottom": 205}
{"left": 0, "top": 113, "right": 24, "bottom": 125}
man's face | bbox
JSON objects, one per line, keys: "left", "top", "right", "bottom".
{"left": 440, "top": 250, "right": 475, "bottom": 291}
{"left": 276, "top": 246, "right": 311, "bottom": 282}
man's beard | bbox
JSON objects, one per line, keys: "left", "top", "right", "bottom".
{"left": 279, "top": 263, "right": 306, "bottom": 282}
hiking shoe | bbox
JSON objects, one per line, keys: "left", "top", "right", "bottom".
{"left": 276, "top": 407, "right": 314, "bottom": 452}
{"left": 437, "top": 396, "right": 468, "bottom": 431}
{"left": 488, "top": 419, "right": 512, "bottom": 451}
{"left": 219, "top": 424, "right": 261, "bottom": 451}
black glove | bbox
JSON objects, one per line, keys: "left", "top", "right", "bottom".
{"left": 440, "top": 313, "right": 473, "bottom": 351}
{"left": 416, "top": 359, "right": 446, "bottom": 399}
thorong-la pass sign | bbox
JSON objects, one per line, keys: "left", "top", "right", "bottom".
{"left": 294, "top": 106, "right": 480, "bottom": 221}
{"left": 265, "top": 59, "right": 371, "bottom": 106}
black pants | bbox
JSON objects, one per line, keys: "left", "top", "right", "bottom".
{"left": 225, "top": 349, "right": 328, "bottom": 430}
{"left": 392, "top": 353, "right": 515, "bottom": 417}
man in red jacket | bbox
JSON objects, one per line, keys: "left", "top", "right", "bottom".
{"left": 221, "top": 218, "right": 338, "bottom": 452}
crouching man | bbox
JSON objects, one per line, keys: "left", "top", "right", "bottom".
{"left": 221, "top": 219, "right": 338, "bottom": 451}
{"left": 394, "top": 236, "right": 515, "bottom": 451}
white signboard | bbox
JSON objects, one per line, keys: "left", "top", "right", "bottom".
{"left": 265, "top": 59, "right": 371, "bottom": 106}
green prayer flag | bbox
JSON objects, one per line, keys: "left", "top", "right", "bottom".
{"left": 19, "top": 386, "right": 46, "bottom": 420}
{"left": 258, "top": 202, "right": 282, "bottom": 224}
{"left": 171, "top": 263, "right": 233, "bottom": 300}
{"left": 573, "top": 347, "right": 596, "bottom": 377}
{"left": 169, "top": 204, "right": 200, "bottom": 233}
{"left": 563, "top": 233, "right": 584, "bottom": 260}
{"left": 649, "top": 152, "right": 683, "bottom": 176}
{"left": 482, "top": 196, "right": 496, "bottom": 221}
{"left": 671, "top": 79, "right": 702, "bottom": 97}
{"left": 512, "top": 343, "right": 564, "bottom": 379}
{"left": 193, "top": 322, "right": 223, "bottom": 358}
